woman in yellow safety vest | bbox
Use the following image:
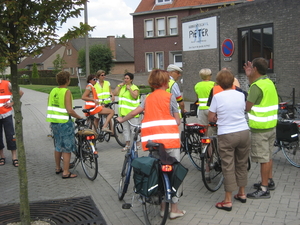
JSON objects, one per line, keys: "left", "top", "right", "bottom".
{"left": 94, "top": 70, "right": 115, "bottom": 104}
{"left": 81, "top": 74, "right": 114, "bottom": 133}
{"left": 116, "top": 69, "right": 186, "bottom": 220}
{"left": 113, "top": 72, "right": 140, "bottom": 151}
{"left": 46, "top": 71, "right": 83, "bottom": 179}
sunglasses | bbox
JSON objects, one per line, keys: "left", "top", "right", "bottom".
{"left": 92, "top": 78, "right": 97, "bottom": 81}
{"left": 100, "top": 74, "right": 106, "bottom": 77}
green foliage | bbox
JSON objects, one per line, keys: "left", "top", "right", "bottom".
{"left": 0, "top": 57, "right": 8, "bottom": 74}
{"left": 78, "top": 44, "right": 114, "bottom": 75}
{"left": 19, "top": 84, "right": 82, "bottom": 99}
{"left": 31, "top": 63, "right": 39, "bottom": 78}
{"left": 53, "top": 54, "right": 67, "bottom": 74}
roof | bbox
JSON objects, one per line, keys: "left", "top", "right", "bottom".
{"left": 134, "top": 0, "right": 253, "bottom": 14}
{"left": 18, "top": 44, "right": 64, "bottom": 68}
{"left": 70, "top": 37, "right": 134, "bottom": 62}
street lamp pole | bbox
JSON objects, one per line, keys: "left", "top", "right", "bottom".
{"left": 84, "top": 1, "right": 90, "bottom": 77}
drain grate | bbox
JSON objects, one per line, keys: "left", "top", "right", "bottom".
{"left": 0, "top": 196, "right": 106, "bottom": 225}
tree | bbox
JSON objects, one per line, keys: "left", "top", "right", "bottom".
{"left": 31, "top": 63, "right": 39, "bottom": 78}
{"left": 0, "top": 56, "right": 8, "bottom": 79}
{"left": 78, "top": 43, "right": 114, "bottom": 74}
{"left": 53, "top": 54, "right": 67, "bottom": 74}
{"left": 0, "top": 1, "right": 94, "bottom": 224}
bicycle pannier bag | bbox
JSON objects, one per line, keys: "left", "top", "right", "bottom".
{"left": 189, "top": 102, "right": 198, "bottom": 116}
{"left": 276, "top": 121, "right": 299, "bottom": 142}
{"left": 170, "top": 162, "right": 188, "bottom": 193}
{"left": 131, "top": 157, "right": 159, "bottom": 197}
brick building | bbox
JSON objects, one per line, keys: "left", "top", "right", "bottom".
{"left": 132, "top": 0, "right": 250, "bottom": 74}
{"left": 181, "top": 0, "right": 300, "bottom": 103}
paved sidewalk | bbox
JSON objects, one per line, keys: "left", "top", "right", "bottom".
{"left": 0, "top": 88, "right": 299, "bottom": 225}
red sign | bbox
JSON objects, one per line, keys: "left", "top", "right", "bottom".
{"left": 222, "top": 39, "right": 234, "bottom": 57}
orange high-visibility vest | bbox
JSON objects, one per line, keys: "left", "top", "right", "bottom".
{"left": 213, "top": 84, "right": 235, "bottom": 96}
{"left": 0, "top": 80, "right": 13, "bottom": 114}
{"left": 84, "top": 83, "right": 102, "bottom": 116}
{"left": 141, "top": 89, "right": 180, "bottom": 150}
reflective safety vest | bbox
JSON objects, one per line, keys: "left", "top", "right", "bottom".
{"left": 166, "top": 78, "right": 182, "bottom": 117}
{"left": 194, "top": 81, "right": 214, "bottom": 110}
{"left": 94, "top": 81, "right": 111, "bottom": 103}
{"left": 248, "top": 78, "right": 278, "bottom": 129}
{"left": 141, "top": 89, "right": 180, "bottom": 150}
{"left": 84, "top": 83, "right": 102, "bottom": 116}
{"left": 118, "top": 84, "right": 140, "bottom": 117}
{"left": 0, "top": 80, "right": 13, "bottom": 114}
{"left": 46, "top": 87, "right": 70, "bottom": 123}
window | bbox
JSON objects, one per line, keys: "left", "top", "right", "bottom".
{"left": 168, "top": 16, "right": 178, "bottom": 35}
{"left": 156, "top": 52, "right": 164, "bottom": 69}
{"left": 156, "top": 18, "right": 165, "bottom": 36}
{"left": 156, "top": 0, "right": 172, "bottom": 4}
{"left": 238, "top": 24, "right": 273, "bottom": 72}
{"left": 67, "top": 49, "right": 72, "bottom": 56}
{"left": 146, "top": 53, "right": 154, "bottom": 72}
{"left": 174, "top": 54, "right": 182, "bottom": 68}
{"left": 145, "top": 19, "right": 154, "bottom": 37}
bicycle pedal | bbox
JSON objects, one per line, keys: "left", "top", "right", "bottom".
{"left": 122, "top": 203, "right": 132, "bottom": 209}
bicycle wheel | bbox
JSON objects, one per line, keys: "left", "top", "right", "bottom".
{"left": 118, "top": 155, "right": 131, "bottom": 200}
{"left": 142, "top": 191, "right": 169, "bottom": 225}
{"left": 281, "top": 141, "right": 300, "bottom": 168}
{"left": 247, "top": 157, "right": 251, "bottom": 171}
{"left": 186, "top": 132, "right": 202, "bottom": 170}
{"left": 80, "top": 139, "right": 98, "bottom": 180}
{"left": 179, "top": 131, "right": 187, "bottom": 161}
{"left": 114, "top": 121, "right": 126, "bottom": 147}
{"left": 201, "top": 143, "right": 224, "bottom": 192}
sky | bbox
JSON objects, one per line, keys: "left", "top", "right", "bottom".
{"left": 57, "top": 0, "right": 142, "bottom": 38}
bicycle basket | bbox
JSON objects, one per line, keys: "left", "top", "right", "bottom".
{"left": 186, "top": 123, "right": 206, "bottom": 135}
{"left": 276, "top": 121, "right": 299, "bottom": 142}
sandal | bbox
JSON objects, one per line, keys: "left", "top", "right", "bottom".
{"left": 0, "top": 158, "right": 5, "bottom": 166}
{"left": 12, "top": 159, "right": 19, "bottom": 167}
{"left": 62, "top": 172, "right": 77, "bottom": 179}
{"left": 234, "top": 194, "right": 247, "bottom": 203}
{"left": 55, "top": 168, "right": 63, "bottom": 174}
{"left": 215, "top": 201, "right": 232, "bottom": 211}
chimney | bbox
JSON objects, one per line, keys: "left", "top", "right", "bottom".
{"left": 107, "top": 36, "right": 116, "bottom": 60}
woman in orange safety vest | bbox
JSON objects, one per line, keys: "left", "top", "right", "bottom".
{"left": 116, "top": 69, "right": 186, "bottom": 220}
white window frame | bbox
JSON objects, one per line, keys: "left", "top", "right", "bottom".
{"left": 155, "top": 52, "right": 164, "bottom": 70}
{"left": 145, "top": 19, "right": 154, "bottom": 38}
{"left": 145, "top": 52, "right": 154, "bottom": 72}
{"left": 156, "top": 17, "right": 165, "bottom": 37}
{"left": 168, "top": 16, "right": 178, "bottom": 35}
{"left": 156, "top": 0, "right": 172, "bottom": 5}
{"left": 67, "top": 49, "right": 72, "bottom": 56}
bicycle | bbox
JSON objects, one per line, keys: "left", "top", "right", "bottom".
{"left": 200, "top": 123, "right": 251, "bottom": 192}
{"left": 71, "top": 118, "right": 99, "bottom": 181}
{"left": 138, "top": 141, "right": 186, "bottom": 225}
{"left": 83, "top": 96, "right": 115, "bottom": 143}
{"left": 118, "top": 120, "right": 141, "bottom": 200}
{"left": 274, "top": 119, "right": 300, "bottom": 168}
{"left": 180, "top": 111, "right": 207, "bottom": 170}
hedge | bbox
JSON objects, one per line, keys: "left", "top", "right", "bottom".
{"left": 18, "top": 77, "right": 79, "bottom": 86}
